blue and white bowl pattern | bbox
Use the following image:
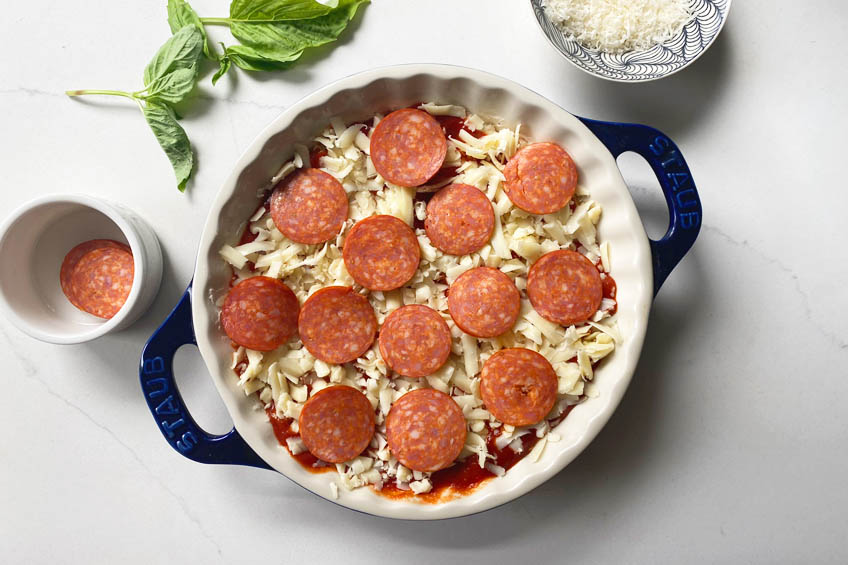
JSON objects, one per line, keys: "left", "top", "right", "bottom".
{"left": 531, "top": 0, "right": 731, "bottom": 82}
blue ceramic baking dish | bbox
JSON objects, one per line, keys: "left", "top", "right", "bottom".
{"left": 139, "top": 65, "right": 701, "bottom": 520}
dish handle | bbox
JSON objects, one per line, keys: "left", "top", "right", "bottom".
{"left": 139, "top": 285, "right": 271, "bottom": 470}
{"left": 578, "top": 118, "right": 702, "bottom": 295}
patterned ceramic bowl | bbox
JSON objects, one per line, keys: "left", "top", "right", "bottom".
{"left": 530, "top": 0, "right": 732, "bottom": 82}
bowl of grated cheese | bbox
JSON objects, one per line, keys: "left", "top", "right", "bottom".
{"left": 531, "top": 0, "right": 731, "bottom": 82}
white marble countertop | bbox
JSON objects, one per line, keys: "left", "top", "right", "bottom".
{"left": 2, "top": 1, "right": 846, "bottom": 562}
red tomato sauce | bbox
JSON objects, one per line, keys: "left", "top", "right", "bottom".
{"left": 310, "top": 149, "right": 328, "bottom": 169}
{"left": 435, "top": 115, "right": 465, "bottom": 139}
{"left": 424, "top": 165, "right": 460, "bottom": 188}
{"left": 237, "top": 220, "right": 259, "bottom": 246}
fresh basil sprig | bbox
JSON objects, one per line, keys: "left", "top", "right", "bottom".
{"left": 65, "top": 1, "right": 368, "bottom": 192}
{"left": 66, "top": 25, "right": 204, "bottom": 192}
{"left": 169, "top": 0, "right": 369, "bottom": 84}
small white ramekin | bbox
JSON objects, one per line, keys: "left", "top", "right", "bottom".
{"left": 0, "top": 194, "right": 162, "bottom": 344}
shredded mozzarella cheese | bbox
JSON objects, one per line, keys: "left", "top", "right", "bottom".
{"left": 543, "top": 0, "right": 693, "bottom": 53}
{"left": 218, "top": 104, "right": 620, "bottom": 499}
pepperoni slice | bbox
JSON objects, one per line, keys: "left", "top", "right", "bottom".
{"left": 379, "top": 305, "right": 452, "bottom": 378}
{"left": 298, "top": 385, "right": 375, "bottom": 463}
{"left": 270, "top": 168, "right": 348, "bottom": 244}
{"left": 60, "top": 239, "right": 132, "bottom": 318}
{"left": 342, "top": 215, "right": 420, "bottom": 291}
{"left": 60, "top": 239, "right": 130, "bottom": 282}
{"left": 386, "top": 389, "right": 466, "bottom": 472}
{"left": 370, "top": 108, "right": 447, "bottom": 187}
{"left": 298, "top": 286, "right": 377, "bottom": 363}
{"left": 221, "top": 276, "right": 299, "bottom": 351}
{"left": 527, "top": 250, "right": 603, "bottom": 326}
{"left": 503, "top": 142, "right": 578, "bottom": 215}
{"left": 447, "top": 267, "right": 520, "bottom": 338}
{"left": 480, "top": 348, "right": 557, "bottom": 426}
{"left": 425, "top": 183, "right": 494, "bottom": 256}
{"left": 61, "top": 241, "right": 135, "bottom": 319}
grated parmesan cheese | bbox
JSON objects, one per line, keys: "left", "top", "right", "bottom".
{"left": 543, "top": 0, "right": 693, "bottom": 53}
{"left": 217, "top": 104, "right": 621, "bottom": 499}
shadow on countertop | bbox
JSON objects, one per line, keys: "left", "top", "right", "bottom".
{"left": 565, "top": 24, "right": 734, "bottom": 139}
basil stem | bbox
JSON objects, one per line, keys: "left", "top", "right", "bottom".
{"left": 65, "top": 89, "right": 135, "bottom": 99}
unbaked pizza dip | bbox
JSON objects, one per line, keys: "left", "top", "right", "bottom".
{"left": 217, "top": 103, "right": 619, "bottom": 502}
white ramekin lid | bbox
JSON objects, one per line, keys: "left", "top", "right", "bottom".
{"left": 0, "top": 194, "right": 163, "bottom": 344}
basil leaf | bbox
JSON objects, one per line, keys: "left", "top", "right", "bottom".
{"left": 143, "top": 26, "right": 204, "bottom": 87}
{"left": 229, "top": 0, "right": 368, "bottom": 67}
{"left": 224, "top": 44, "right": 301, "bottom": 72}
{"left": 212, "top": 51, "right": 232, "bottom": 85}
{"left": 229, "top": 0, "right": 335, "bottom": 22}
{"left": 143, "top": 104, "right": 194, "bottom": 192}
{"left": 167, "top": 0, "right": 213, "bottom": 59}
{"left": 142, "top": 65, "right": 198, "bottom": 104}
{"left": 229, "top": 22, "right": 306, "bottom": 58}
